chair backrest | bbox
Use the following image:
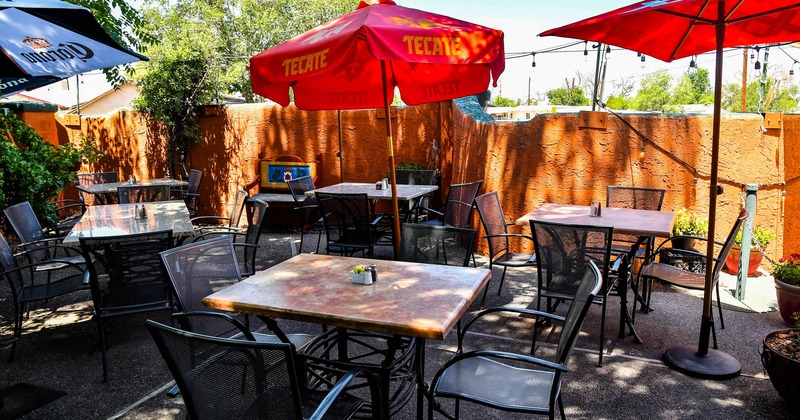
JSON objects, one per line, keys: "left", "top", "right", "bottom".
{"left": 442, "top": 180, "right": 482, "bottom": 228}
{"left": 228, "top": 189, "right": 250, "bottom": 229}
{"left": 605, "top": 186, "right": 665, "bottom": 211}
{"left": 238, "top": 200, "right": 268, "bottom": 276}
{"left": 474, "top": 191, "right": 509, "bottom": 259}
{"left": 395, "top": 169, "right": 437, "bottom": 185}
{"left": 186, "top": 169, "right": 204, "bottom": 195}
{"left": 712, "top": 209, "right": 748, "bottom": 280}
{"left": 0, "top": 232, "right": 25, "bottom": 297}
{"left": 315, "top": 192, "right": 373, "bottom": 246}
{"left": 147, "top": 320, "right": 306, "bottom": 420}
{"left": 555, "top": 260, "right": 602, "bottom": 364}
{"left": 286, "top": 176, "right": 315, "bottom": 203}
{"left": 79, "top": 230, "right": 174, "bottom": 316}
{"left": 160, "top": 236, "right": 243, "bottom": 336}
{"left": 77, "top": 171, "right": 119, "bottom": 206}
{"left": 3, "top": 201, "right": 49, "bottom": 262}
{"left": 118, "top": 185, "right": 171, "bottom": 204}
{"left": 530, "top": 220, "right": 614, "bottom": 296}
{"left": 399, "top": 224, "right": 477, "bottom": 267}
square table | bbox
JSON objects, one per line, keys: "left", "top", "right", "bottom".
{"left": 203, "top": 253, "right": 491, "bottom": 419}
{"left": 76, "top": 178, "right": 189, "bottom": 204}
{"left": 62, "top": 201, "right": 194, "bottom": 247}
{"left": 516, "top": 203, "right": 675, "bottom": 343}
{"left": 306, "top": 182, "right": 437, "bottom": 202}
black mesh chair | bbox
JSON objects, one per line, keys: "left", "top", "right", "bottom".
{"left": 399, "top": 224, "right": 476, "bottom": 267}
{"left": 394, "top": 169, "right": 438, "bottom": 223}
{"left": 475, "top": 192, "right": 536, "bottom": 307}
{"left": 428, "top": 261, "right": 602, "bottom": 420}
{"left": 117, "top": 184, "right": 171, "bottom": 204}
{"left": 190, "top": 189, "right": 249, "bottom": 235}
{"left": 3, "top": 201, "right": 86, "bottom": 269}
{"left": 160, "top": 236, "right": 315, "bottom": 348}
{"left": 287, "top": 176, "right": 324, "bottom": 254}
{"left": 0, "top": 232, "right": 89, "bottom": 361}
{"left": 51, "top": 196, "right": 86, "bottom": 236}
{"left": 191, "top": 199, "right": 268, "bottom": 277}
{"left": 77, "top": 171, "right": 119, "bottom": 205}
{"left": 315, "top": 192, "right": 386, "bottom": 257}
{"left": 175, "top": 169, "right": 203, "bottom": 217}
{"left": 79, "top": 229, "right": 174, "bottom": 382}
{"left": 606, "top": 185, "right": 666, "bottom": 310}
{"left": 636, "top": 209, "right": 747, "bottom": 348}
{"left": 530, "top": 220, "right": 617, "bottom": 366}
{"left": 146, "top": 320, "right": 379, "bottom": 420}
{"left": 420, "top": 180, "right": 482, "bottom": 229}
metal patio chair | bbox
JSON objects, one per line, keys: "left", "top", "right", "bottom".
{"left": 287, "top": 176, "right": 325, "bottom": 254}
{"left": 117, "top": 184, "right": 171, "bottom": 204}
{"left": 76, "top": 171, "right": 119, "bottom": 205}
{"left": 315, "top": 192, "right": 387, "bottom": 257}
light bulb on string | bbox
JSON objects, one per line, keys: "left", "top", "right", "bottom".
{"left": 754, "top": 46, "right": 761, "bottom": 70}
{"left": 640, "top": 144, "right": 646, "bottom": 158}
{"left": 583, "top": 41, "right": 588, "bottom": 62}
{"left": 606, "top": 45, "right": 611, "bottom": 55}
{"left": 531, "top": 53, "right": 536, "bottom": 68}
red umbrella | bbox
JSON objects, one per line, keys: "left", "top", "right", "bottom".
{"left": 541, "top": 0, "right": 800, "bottom": 380}
{"left": 249, "top": 0, "right": 504, "bottom": 255}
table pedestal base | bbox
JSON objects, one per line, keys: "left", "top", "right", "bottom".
{"left": 663, "top": 346, "right": 741, "bottom": 380}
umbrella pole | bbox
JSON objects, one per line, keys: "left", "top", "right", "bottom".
{"left": 381, "top": 61, "right": 402, "bottom": 259}
{"left": 663, "top": 3, "right": 740, "bottom": 380}
{"left": 338, "top": 110, "right": 344, "bottom": 183}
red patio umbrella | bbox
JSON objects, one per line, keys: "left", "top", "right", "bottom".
{"left": 249, "top": 0, "right": 504, "bottom": 255}
{"left": 541, "top": 0, "right": 800, "bottom": 379}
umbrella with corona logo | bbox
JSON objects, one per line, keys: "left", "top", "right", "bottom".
{"left": 541, "top": 0, "right": 800, "bottom": 380}
{"left": 0, "top": 0, "right": 148, "bottom": 95}
{"left": 249, "top": 0, "right": 504, "bottom": 255}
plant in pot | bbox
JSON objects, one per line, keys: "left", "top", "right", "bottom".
{"left": 772, "top": 254, "right": 800, "bottom": 326}
{"left": 724, "top": 225, "right": 775, "bottom": 275}
{"left": 762, "top": 312, "right": 800, "bottom": 407}
{"left": 671, "top": 208, "right": 708, "bottom": 250}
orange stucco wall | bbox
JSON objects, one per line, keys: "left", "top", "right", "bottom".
{"left": 17, "top": 101, "right": 790, "bottom": 260}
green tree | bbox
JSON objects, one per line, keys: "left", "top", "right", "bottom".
{"left": 69, "top": 0, "right": 153, "bottom": 86}
{"left": 722, "top": 78, "right": 799, "bottom": 113}
{"left": 546, "top": 78, "right": 589, "bottom": 106}
{"left": 673, "top": 68, "right": 713, "bottom": 105}
{"left": 605, "top": 95, "right": 631, "bottom": 110}
{"left": 632, "top": 71, "right": 675, "bottom": 112}
{"left": 492, "top": 95, "right": 521, "bottom": 107}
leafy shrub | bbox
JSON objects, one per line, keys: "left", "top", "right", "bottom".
{"left": 0, "top": 111, "right": 99, "bottom": 231}
{"left": 734, "top": 225, "right": 775, "bottom": 248}
{"left": 672, "top": 208, "right": 708, "bottom": 237}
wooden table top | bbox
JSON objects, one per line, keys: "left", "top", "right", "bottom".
{"left": 306, "top": 182, "right": 438, "bottom": 201}
{"left": 203, "top": 253, "right": 491, "bottom": 340}
{"left": 515, "top": 203, "right": 675, "bottom": 238}
{"left": 76, "top": 178, "right": 189, "bottom": 195}
{"left": 62, "top": 201, "right": 194, "bottom": 246}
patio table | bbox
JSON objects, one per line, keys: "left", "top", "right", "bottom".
{"left": 76, "top": 178, "right": 189, "bottom": 204}
{"left": 62, "top": 201, "right": 194, "bottom": 247}
{"left": 305, "top": 182, "right": 437, "bottom": 202}
{"left": 516, "top": 203, "right": 675, "bottom": 343}
{"left": 203, "top": 253, "right": 490, "bottom": 419}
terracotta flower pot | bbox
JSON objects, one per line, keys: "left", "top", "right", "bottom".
{"left": 775, "top": 278, "right": 800, "bottom": 326}
{"left": 762, "top": 329, "right": 800, "bottom": 407}
{"left": 724, "top": 245, "right": 763, "bottom": 276}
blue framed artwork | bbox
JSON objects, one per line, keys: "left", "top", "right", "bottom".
{"left": 260, "top": 160, "right": 317, "bottom": 190}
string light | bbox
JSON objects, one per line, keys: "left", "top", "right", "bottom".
{"left": 606, "top": 45, "right": 611, "bottom": 55}
{"left": 640, "top": 144, "right": 646, "bottom": 158}
{"left": 754, "top": 47, "right": 761, "bottom": 70}
{"left": 791, "top": 61, "right": 798, "bottom": 76}
{"left": 583, "top": 41, "right": 588, "bottom": 62}
{"left": 689, "top": 55, "right": 697, "bottom": 69}
{"left": 531, "top": 53, "right": 536, "bottom": 68}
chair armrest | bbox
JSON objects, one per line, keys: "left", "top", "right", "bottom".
{"left": 194, "top": 226, "right": 241, "bottom": 235}
{"left": 1, "top": 259, "right": 88, "bottom": 284}
{"left": 482, "top": 233, "right": 534, "bottom": 243}
{"left": 171, "top": 311, "right": 255, "bottom": 341}
{"left": 310, "top": 368, "right": 380, "bottom": 420}
{"left": 191, "top": 230, "right": 246, "bottom": 242}
{"left": 459, "top": 306, "right": 565, "bottom": 345}
{"left": 452, "top": 349, "right": 569, "bottom": 373}
{"left": 419, "top": 206, "right": 443, "bottom": 218}
{"left": 16, "top": 240, "right": 82, "bottom": 258}
{"left": 293, "top": 203, "right": 320, "bottom": 212}
{"left": 190, "top": 215, "right": 230, "bottom": 225}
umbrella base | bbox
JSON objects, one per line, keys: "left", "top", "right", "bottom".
{"left": 663, "top": 345, "right": 741, "bottom": 380}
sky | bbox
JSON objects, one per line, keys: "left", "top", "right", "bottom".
{"left": 399, "top": 0, "right": 800, "bottom": 103}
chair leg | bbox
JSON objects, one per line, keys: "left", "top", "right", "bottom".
{"left": 496, "top": 266, "right": 508, "bottom": 296}
{"left": 715, "top": 281, "right": 725, "bottom": 329}
{"left": 557, "top": 392, "right": 566, "bottom": 420}
{"left": 298, "top": 231, "right": 305, "bottom": 254}
{"left": 315, "top": 232, "right": 322, "bottom": 254}
{"left": 98, "top": 318, "right": 109, "bottom": 382}
{"left": 479, "top": 261, "right": 494, "bottom": 308}
{"left": 598, "top": 299, "right": 606, "bottom": 367}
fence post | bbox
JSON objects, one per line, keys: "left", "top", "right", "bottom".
{"left": 736, "top": 184, "right": 758, "bottom": 300}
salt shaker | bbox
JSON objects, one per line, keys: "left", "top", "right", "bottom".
{"left": 382, "top": 178, "right": 389, "bottom": 190}
{"left": 369, "top": 264, "right": 378, "bottom": 282}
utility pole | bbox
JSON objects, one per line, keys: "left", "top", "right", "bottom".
{"left": 528, "top": 77, "right": 531, "bottom": 105}
{"left": 741, "top": 48, "right": 748, "bottom": 112}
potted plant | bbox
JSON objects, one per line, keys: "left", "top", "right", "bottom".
{"left": 725, "top": 225, "right": 775, "bottom": 275}
{"left": 671, "top": 208, "right": 708, "bottom": 250}
{"left": 772, "top": 254, "right": 800, "bottom": 325}
{"left": 762, "top": 315, "right": 800, "bottom": 407}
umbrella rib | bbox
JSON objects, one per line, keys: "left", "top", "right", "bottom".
{"left": 658, "top": 0, "right": 712, "bottom": 62}
{"left": 728, "top": 3, "right": 800, "bottom": 25}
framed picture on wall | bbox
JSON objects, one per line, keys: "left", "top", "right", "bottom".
{"left": 260, "top": 160, "right": 317, "bottom": 190}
